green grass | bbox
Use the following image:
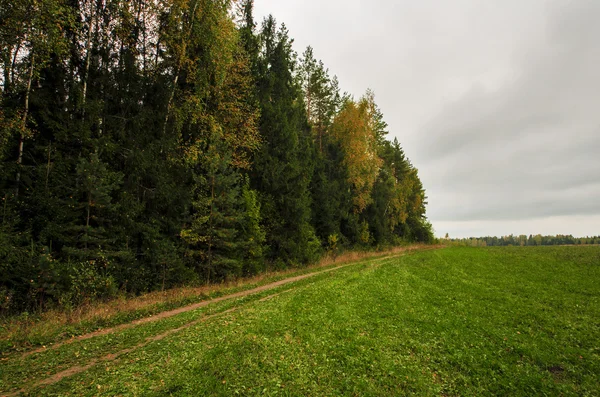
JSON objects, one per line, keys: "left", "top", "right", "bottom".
{"left": 0, "top": 248, "right": 404, "bottom": 354}
{"left": 3, "top": 246, "right": 600, "bottom": 396}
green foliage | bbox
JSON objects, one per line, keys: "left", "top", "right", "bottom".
{"left": 64, "top": 259, "right": 118, "bottom": 306}
{"left": 240, "top": 177, "right": 266, "bottom": 275}
{"left": 181, "top": 134, "right": 247, "bottom": 282}
{"left": 61, "top": 153, "right": 123, "bottom": 261}
{"left": 327, "top": 233, "right": 339, "bottom": 257}
{"left": 0, "top": 109, "right": 20, "bottom": 162}
{"left": 0, "top": 0, "right": 433, "bottom": 313}
{"left": 250, "top": 16, "right": 321, "bottom": 265}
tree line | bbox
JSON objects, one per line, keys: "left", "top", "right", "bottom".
{"left": 447, "top": 234, "right": 600, "bottom": 247}
{"left": 0, "top": 0, "right": 433, "bottom": 312}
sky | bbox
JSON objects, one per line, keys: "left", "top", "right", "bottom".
{"left": 252, "top": 0, "right": 600, "bottom": 238}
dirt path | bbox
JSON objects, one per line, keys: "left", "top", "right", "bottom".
{"left": 21, "top": 251, "right": 413, "bottom": 360}
{"left": 3, "top": 246, "right": 440, "bottom": 396}
{"left": 4, "top": 305, "right": 243, "bottom": 397}
{"left": 4, "top": 288, "right": 303, "bottom": 396}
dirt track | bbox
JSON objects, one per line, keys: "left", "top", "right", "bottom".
{"left": 3, "top": 246, "right": 439, "bottom": 396}
{"left": 22, "top": 259, "right": 367, "bottom": 358}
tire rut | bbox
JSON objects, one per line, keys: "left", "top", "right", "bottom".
{"left": 20, "top": 262, "right": 355, "bottom": 360}
{"left": 2, "top": 246, "right": 439, "bottom": 396}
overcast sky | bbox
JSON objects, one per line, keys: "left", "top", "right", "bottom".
{"left": 253, "top": 0, "right": 600, "bottom": 238}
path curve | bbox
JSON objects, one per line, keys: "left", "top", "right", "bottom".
{"left": 22, "top": 250, "right": 421, "bottom": 359}
{"left": 3, "top": 246, "right": 440, "bottom": 396}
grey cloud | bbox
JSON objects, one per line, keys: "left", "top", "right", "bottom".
{"left": 253, "top": 0, "right": 599, "bottom": 236}
{"left": 417, "top": 0, "right": 600, "bottom": 227}
{"left": 421, "top": 1, "right": 600, "bottom": 154}
{"left": 433, "top": 192, "right": 600, "bottom": 222}
{"left": 427, "top": 131, "right": 600, "bottom": 191}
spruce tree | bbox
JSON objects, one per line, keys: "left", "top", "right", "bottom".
{"left": 252, "top": 16, "right": 320, "bottom": 265}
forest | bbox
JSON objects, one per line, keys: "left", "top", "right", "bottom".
{"left": 0, "top": 0, "right": 433, "bottom": 313}
{"left": 448, "top": 234, "right": 600, "bottom": 247}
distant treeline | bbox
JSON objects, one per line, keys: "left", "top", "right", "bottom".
{"left": 447, "top": 234, "right": 600, "bottom": 247}
{"left": 0, "top": 0, "right": 433, "bottom": 312}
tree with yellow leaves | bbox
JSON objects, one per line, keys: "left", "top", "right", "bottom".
{"left": 330, "top": 94, "right": 383, "bottom": 214}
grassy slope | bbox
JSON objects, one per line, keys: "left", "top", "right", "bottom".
{"left": 4, "top": 246, "right": 600, "bottom": 396}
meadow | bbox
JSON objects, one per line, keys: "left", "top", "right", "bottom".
{"left": 1, "top": 246, "right": 599, "bottom": 396}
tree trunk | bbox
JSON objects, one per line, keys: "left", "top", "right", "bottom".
{"left": 207, "top": 174, "right": 215, "bottom": 283}
{"left": 85, "top": 190, "right": 91, "bottom": 250}
{"left": 2, "top": 47, "right": 12, "bottom": 93}
{"left": 2, "top": 194, "right": 7, "bottom": 225}
{"left": 10, "top": 41, "right": 22, "bottom": 88}
{"left": 319, "top": 125, "right": 323, "bottom": 153}
{"left": 162, "top": 261, "right": 166, "bottom": 292}
{"left": 306, "top": 88, "right": 311, "bottom": 121}
{"left": 162, "top": 0, "right": 200, "bottom": 136}
{"left": 135, "top": 0, "right": 147, "bottom": 77}
{"left": 81, "top": 2, "right": 95, "bottom": 115}
{"left": 45, "top": 140, "right": 51, "bottom": 192}
{"left": 99, "top": 3, "right": 109, "bottom": 138}
{"left": 15, "top": 53, "right": 35, "bottom": 197}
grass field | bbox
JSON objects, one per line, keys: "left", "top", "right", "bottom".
{"left": 1, "top": 246, "right": 599, "bottom": 396}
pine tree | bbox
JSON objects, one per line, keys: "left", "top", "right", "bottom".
{"left": 181, "top": 134, "right": 244, "bottom": 282}
{"left": 299, "top": 47, "right": 338, "bottom": 153}
{"left": 60, "top": 152, "right": 122, "bottom": 260}
{"left": 298, "top": 48, "right": 350, "bottom": 246}
{"left": 252, "top": 16, "right": 320, "bottom": 265}
{"left": 239, "top": 176, "right": 266, "bottom": 276}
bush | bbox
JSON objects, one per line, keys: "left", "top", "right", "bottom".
{"left": 66, "top": 259, "right": 118, "bottom": 306}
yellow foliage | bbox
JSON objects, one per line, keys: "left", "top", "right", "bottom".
{"left": 331, "top": 95, "right": 383, "bottom": 213}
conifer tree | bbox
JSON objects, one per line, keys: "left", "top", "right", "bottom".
{"left": 252, "top": 16, "right": 320, "bottom": 265}
{"left": 0, "top": 0, "right": 434, "bottom": 312}
{"left": 239, "top": 176, "right": 266, "bottom": 275}
{"left": 181, "top": 133, "right": 243, "bottom": 282}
